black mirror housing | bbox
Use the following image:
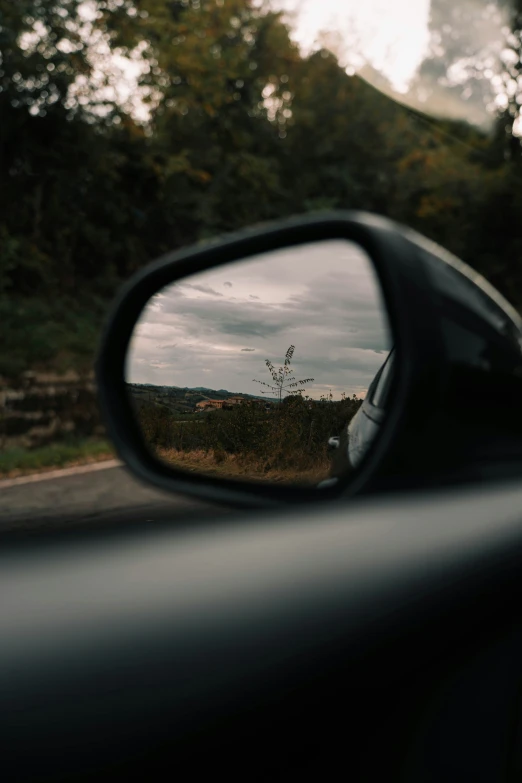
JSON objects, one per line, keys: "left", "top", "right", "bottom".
{"left": 96, "top": 211, "right": 522, "bottom": 507}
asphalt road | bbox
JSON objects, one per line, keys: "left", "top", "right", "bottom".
{"left": 0, "top": 460, "right": 228, "bottom": 535}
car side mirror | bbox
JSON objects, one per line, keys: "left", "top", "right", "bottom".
{"left": 96, "top": 211, "right": 522, "bottom": 507}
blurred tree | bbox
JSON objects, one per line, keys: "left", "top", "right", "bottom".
{"left": 407, "top": 0, "right": 507, "bottom": 128}
{"left": 276, "top": 49, "right": 400, "bottom": 214}
{"left": 2, "top": 0, "right": 522, "bottom": 380}
{"left": 0, "top": 0, "right": 90, "bottom": 118}
{"left": 103, "top": 0, "right": 300, "bottom": 243}
{"left": 496, "top": 0, "right": 522, "bottom": 159}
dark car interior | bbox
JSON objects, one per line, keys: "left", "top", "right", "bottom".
{"left": 4, "top": 478, "right": 522, "bottom": 782}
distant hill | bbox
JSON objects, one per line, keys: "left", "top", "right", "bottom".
{"left": 127, "top": 383, "right": 278, "bottom": 414}
{"left": 191, "top": 387, "right": 230, "bottom": 394}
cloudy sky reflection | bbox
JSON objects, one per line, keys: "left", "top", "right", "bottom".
{"left": 126, "top": 240, "right": 392, "bottom": 399}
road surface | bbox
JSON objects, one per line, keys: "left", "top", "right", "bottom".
{"left": 0, "top": 460, "right": 228, "bottom": 534}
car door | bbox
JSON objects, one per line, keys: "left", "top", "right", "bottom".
{"left": 347, "top": 348, "right": 395, "bottom": 469}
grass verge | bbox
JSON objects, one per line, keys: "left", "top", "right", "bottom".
{"left": 0, "top": 438, "right": 115, "bottom": 479}
{"left": 158, "top": 448, "right": 330, "bottom": 485}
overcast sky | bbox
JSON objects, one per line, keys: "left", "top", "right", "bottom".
{"left": 277, "top": 0, "right": 431, "bottom": 92}
{"left": 126, "top": 240, "right": 392, "bottom": 400}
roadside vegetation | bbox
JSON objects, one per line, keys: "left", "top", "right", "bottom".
{"left": 136, "top": 393, "right": 362, "bottom": 483}
{"left": 0, "top": 438, "right": 115, "bottom": 479}
{"left": 133, "top": 346, "right": 362, "bottom": 483}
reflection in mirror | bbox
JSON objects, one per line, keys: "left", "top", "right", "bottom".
{"left": 125, "top": 240, "right": 393, "bottom": 487}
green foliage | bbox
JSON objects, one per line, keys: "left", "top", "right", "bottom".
{"left": 136, "top": 393, "right": 362, "bottom": 474}
{"left": 0, "top": 438, "right": 113, "bottom": 477}
{"left": 0, "top": 294, "right": 109, "bottom": 376}
{"left": 253, "top": 345, "right": 314, "bottom": 403}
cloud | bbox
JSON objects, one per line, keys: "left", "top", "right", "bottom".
{"left": 183, "top": 283, "right": 223, "bottom": 297}
{"left": 219, "top": 318, "right": 286, "bottom": 338}
{"left": 126, "top": 240, "right": 393, "bottom": 398}
{"left": 150, "top": 362, "right": 170, "bottom": 370}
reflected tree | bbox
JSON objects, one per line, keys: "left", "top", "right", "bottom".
{"left": 253, "top": 345, "right": 314, "bottom": 403}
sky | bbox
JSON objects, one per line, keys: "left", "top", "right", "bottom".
{"left": 126, "top": 240, "right": 392, "bottom": 400}
{"left": 276, "top": 0, "right": 503, "bottom": 128}
{"left": 276, "top": 0, "right": 431, "bottom": 92}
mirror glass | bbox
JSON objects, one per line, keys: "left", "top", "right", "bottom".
{"left": 125, "top": 240, "right": 393, "bottom": 487}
